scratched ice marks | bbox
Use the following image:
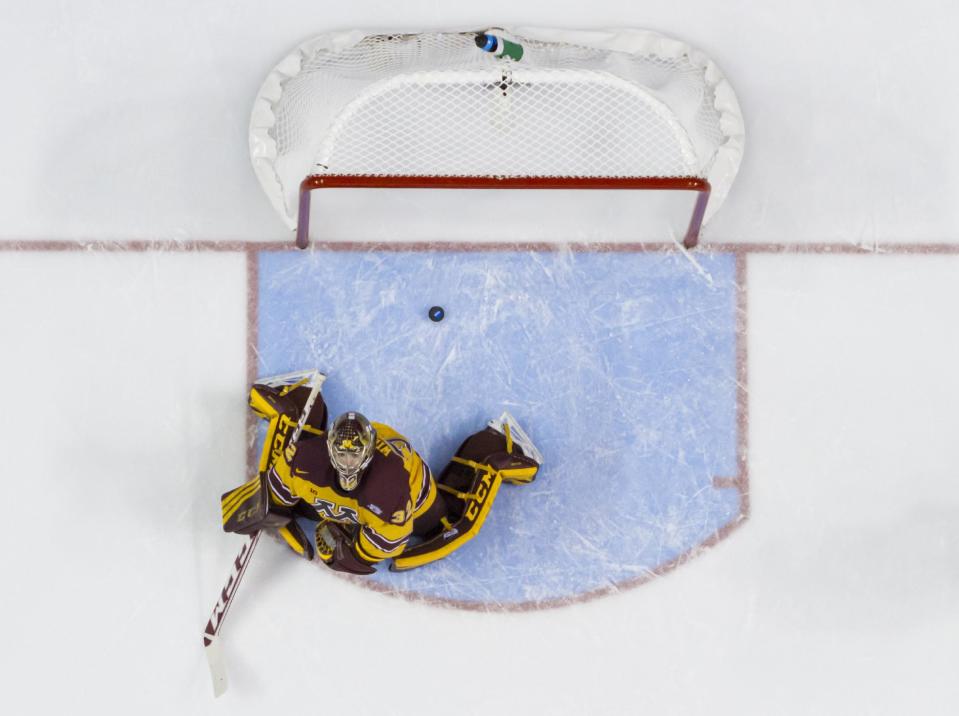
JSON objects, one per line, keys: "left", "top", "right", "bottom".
{"left": 258, "top": 248, "right": 742, "bottom": 607}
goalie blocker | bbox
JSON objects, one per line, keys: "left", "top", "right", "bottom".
{"left": 221, "top": 373, "right": 328, "bottom": 554}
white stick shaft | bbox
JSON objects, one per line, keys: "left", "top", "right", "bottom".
{"left": 289, "top": 370, "right": 324, "bottom": 444}
{"left": 202, "top": 530, "right": 261, "bottom": 697}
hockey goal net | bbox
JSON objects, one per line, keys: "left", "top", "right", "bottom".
{"left": 250, "top": 28, "right": 744, "bottom": 249}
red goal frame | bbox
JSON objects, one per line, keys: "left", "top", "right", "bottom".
{"left": 295, "top": 175, "right": 711, "bottom": 250}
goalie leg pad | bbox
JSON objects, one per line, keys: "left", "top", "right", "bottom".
{"left": 250, "top": 383, "right": 328, "bottom": 474}
{"left": 391, "top": 466, "right": 503, "bottom": 571}
{"left": 487, "top": 411, "right": 544, "bottom": 467}
{"left": 249, "top": 376, "right": 328, "bottom": 437}
{"left": 444, "top": 426, "right": 541, "bottom": 487}
{"left": 391, "top": 427, "right": 540, "bottom": 571}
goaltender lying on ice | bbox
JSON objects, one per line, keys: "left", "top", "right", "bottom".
{"left": 220, "top": 370, "right": 543, "bottom": 574}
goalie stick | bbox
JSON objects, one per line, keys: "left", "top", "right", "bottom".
{"left": 202, "top": 369, "right": 325, "bottom": 697}
{"left": 201, "top": 531, "right": 260, "bottom": 697}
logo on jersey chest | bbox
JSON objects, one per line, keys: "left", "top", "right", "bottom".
{"left": 311, "top": 497, "right": 359, "bottom": 525}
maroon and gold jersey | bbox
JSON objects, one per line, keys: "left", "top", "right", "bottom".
{"left": 266, "top": 423, "right": 437, "bottom": 565}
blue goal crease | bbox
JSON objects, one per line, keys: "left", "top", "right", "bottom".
{"left": 256, "top": 249, "right": 740, "bottom": 605}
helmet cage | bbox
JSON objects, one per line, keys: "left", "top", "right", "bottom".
{"left": 327, "top": 412, "right": 375, "bottom": 491}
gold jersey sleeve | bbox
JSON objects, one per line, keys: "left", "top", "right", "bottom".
{"left": 354, "top": 508, "right": 414, "bottom": 563}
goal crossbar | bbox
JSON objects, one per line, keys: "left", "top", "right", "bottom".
{"left": 296, "top": 174, "right": 711, "bottom": 249}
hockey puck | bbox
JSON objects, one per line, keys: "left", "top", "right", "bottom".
{"left": 428, "top": 306, "right": 445, "bottom": 322}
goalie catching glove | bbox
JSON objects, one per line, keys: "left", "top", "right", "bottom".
{"left": 315, "top": 520, "right": 377, "bottom": 575}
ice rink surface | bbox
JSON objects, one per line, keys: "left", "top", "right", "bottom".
{"left": 257, "top": 249, "right": 741, "bottom": 606}
{"left": 2, "top": 2, "right": 958, "bottom": 714}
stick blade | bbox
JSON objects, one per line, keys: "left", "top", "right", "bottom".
{"left": 204, "top": 636, "right": 229, "bottom": 697}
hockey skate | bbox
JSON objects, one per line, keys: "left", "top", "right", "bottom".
{"left": 255, "top": 369, "right": 327, "bottom": 392}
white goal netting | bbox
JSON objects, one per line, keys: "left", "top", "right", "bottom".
{"left": 250, "top": 27, "right": 744, "bottom": 239}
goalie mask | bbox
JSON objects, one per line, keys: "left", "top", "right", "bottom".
{"left": 327, "top": 412, "right": 375, "bottom": 491}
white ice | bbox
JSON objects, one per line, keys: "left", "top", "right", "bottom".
{"left": 1, "top": 2, "right": 958, "bottom": 714}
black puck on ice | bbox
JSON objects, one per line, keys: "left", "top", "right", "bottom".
{"left": 428, "top": 306, "right": 445, "bottom": 322}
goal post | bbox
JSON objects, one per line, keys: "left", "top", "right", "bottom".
{"left": 250, "top": 28, "right": 744, "bottom": 249}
